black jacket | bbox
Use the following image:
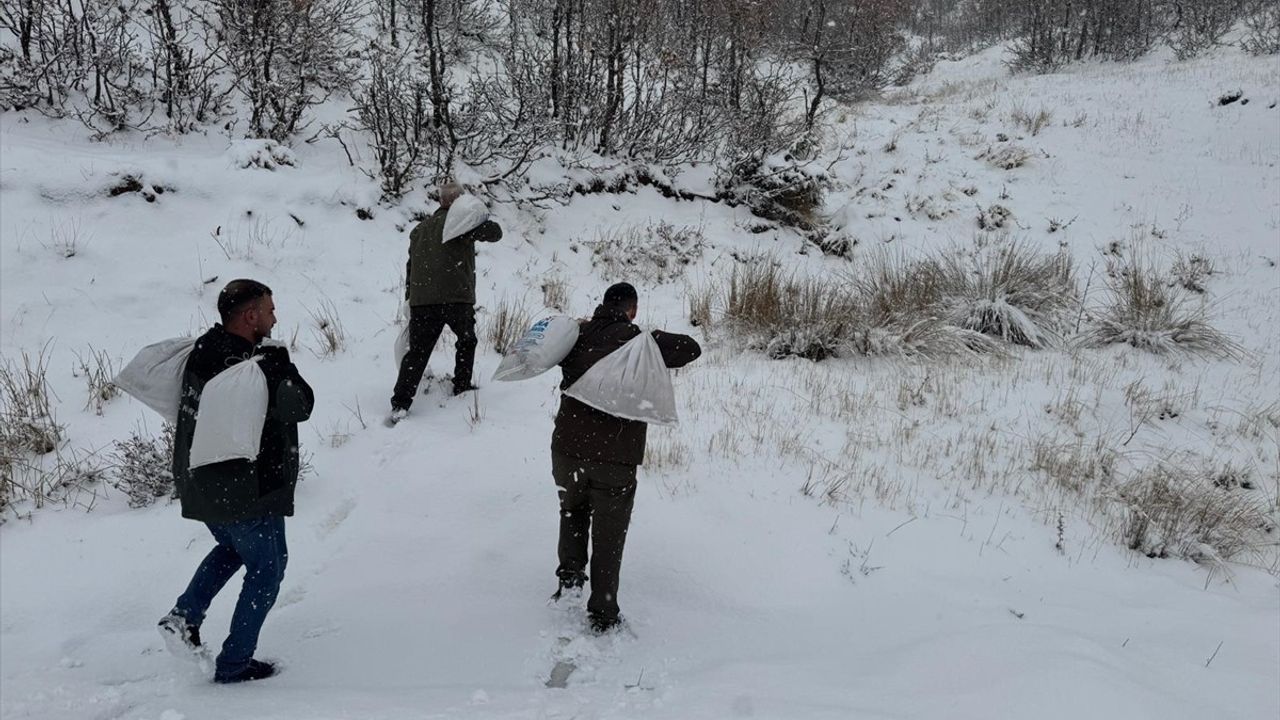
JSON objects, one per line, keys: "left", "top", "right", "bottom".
{"left": 552, "top": 304, "right": 701, "bottom": 466}
{"left": 173, "top": 325, "right": 314, "bottom": 523}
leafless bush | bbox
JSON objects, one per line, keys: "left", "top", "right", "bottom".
{"left": 1170, "top": 251, "right": 1216, "bottom": 294}
{"left": 1, "top": 349, "right": 63, "bottom": 462}
{"left": 1169, "top": 0, "right": 1240, "bottom": 60}
{"left": 5, "top": 446, "right": 108, "bottom": 515}
{"left": 976, "top": 203, "right": 1013, "bottom": 230}
{"left": 350, "top": 43, "right": 443, "bottom": 199}
{"left": 585, "top": 222, "right": 707, "bottom": 285}
{"left": 487, "top": 298, "right": 530, "bottom": 356}
{"left": 1078, "top": 253, "right": 1241, "bottom": 359}
{"left": 72, "top": 346, "right": 120, "bottom": 415}
{"left": 942, "top": 241, "right": 1078, "bottom": 348}
{"left": 718, "top": 148, "right": 830, "bottom": 231}
{"left": 977, "top": 144, "right": 1032, "bottom": 170}
{"left": 110, "top": 425, "right": 175, "bottom": 508}
{"left": 1243, "top": 0, "right": 1280, "bottom": 55}
{"left": 217, "top": 0, "right": 362, "bottom": 141}
{"left": 1010, "top": 103, "right": 1053, "bottom": 136}
{"left": 1114, "top": 464, "right": 1273, "bottom": 562}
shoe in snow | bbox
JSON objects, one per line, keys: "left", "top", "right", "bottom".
{"left": 589, "top": 613, "right": 625, "bottom": 635}
{"left": 215, "top": 659, "right": 277, "bottom": 684}
{"left": 158, "top": 612, "right": 203, "bottom": 661}
{"left": 384, "top": 408, "right": 409, "bottom": 427}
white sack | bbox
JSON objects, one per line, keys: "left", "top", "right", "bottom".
{"left": 493, "top": 315, "right": 580, "bottom": 382}
{"left": 393, "top": 301, "right": 411, "bottom": 369}
{"left": 563, "top": 331, "right": 678, "bottom": 426}
{"left": 114, "top": 337, "right": 197, "bottom": 424}
{"left": 189, "top": 357, "right": 269, "bottom": 469}
{"left": 441, "top": 194, "right": 489, "bottom": 242}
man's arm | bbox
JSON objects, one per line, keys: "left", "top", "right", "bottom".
{"left": 255, "top": 346, "right": 315, "bottom": 423}
{"left": 652, "top": 330, "right": 702, "bottom": 369}
{"left": 458, "top": 220, "right": 502, "bottom": 244}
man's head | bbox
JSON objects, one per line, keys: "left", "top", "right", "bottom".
{"left": 438, "top": 182, "right": 464, "bottom": 209}
{"left": 217, "top": 279, "right": 276, "bottom": 343}
{"left": 603, "top": 282, "right": 639, "bottom": 321}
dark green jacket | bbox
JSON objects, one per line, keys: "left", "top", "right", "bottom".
{"left": 552, "top": 304, "right": 702, "bottom": 466}
{"left": 173, "top": 325, "right": 314, "bottom": 524}
{"left": 405, "top": 207, "right": 503, "bottom": 306}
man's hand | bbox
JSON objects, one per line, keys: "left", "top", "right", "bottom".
{"left": 253, "top": 344, "right": 294, "bottom": 380}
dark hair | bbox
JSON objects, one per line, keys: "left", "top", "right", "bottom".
{"left": 603, "top": 282, "right": 638, "bottom": 308}
{"left": 217, "top": 279, "right": 272, "bottom": 323}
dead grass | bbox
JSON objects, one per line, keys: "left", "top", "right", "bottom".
{"left": 1113, "top": 463, "right": 1274, "bottom": 562}
{"left": 1079, "top": 252, "right": 1241, "bottom": 359}
{"left": 487, "top": 298, "right": 530, "bottom": 356}
{"left": 942, "top": 241, "right": 1077, "bottom": 348}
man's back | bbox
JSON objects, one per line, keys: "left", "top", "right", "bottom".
{"left": 552, "top": 304, "right": 700, "bottom": 466}
{"left": 406, "top": 209, "right": 502, "bottom": 306}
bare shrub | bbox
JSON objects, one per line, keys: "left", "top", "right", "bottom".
{"left": 5, "top": 446, "right": 108, "bottom": 515}
{"left": 308, "top": 299, "right": 347, "bottom": 357}
{"left": 1243, "top": 0, "right": 1280, "bottom": 55}
{"left": 1010, "top": 103, "right": 1053, "bottom": 136}
{"left": 487, "top": 298, "right": 530, "bottom": 356}
{"left": 1, "top": 349, "right": 63, "bottom": 462}
{"left": 977, "top": 144, "right": 1032, "bottom": 170}
{"left": 72, "top": 346, "right": 121, "bottom": 415}
{"left": 1078, "top": 253, "right": 1241, "bottom": 358}
{"left": 585, "top": 222, "right": 706, "bottom": 284}
{"left": 942, "top": 241, "right": 1078, "bottom": 348}
{"left": 1170, "top": 251, "right": 1216, "bottom": 294}
{"left": 110, "top": 425, "right": 175, "bottom": 508}
{"left": 1114, "top": 464, "right": 1273, "bottom": 561}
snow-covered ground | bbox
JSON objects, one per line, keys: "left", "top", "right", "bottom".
{"left": 2, "top": 43, "right": 1278, "bottom": 720}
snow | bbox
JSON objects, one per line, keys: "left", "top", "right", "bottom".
{"left": 2, "top": 42, "right": 1279, "bottom": 720}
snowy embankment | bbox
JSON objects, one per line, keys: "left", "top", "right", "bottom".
{"left": 1, "top": 44, "right": 1278, "bottom": 720}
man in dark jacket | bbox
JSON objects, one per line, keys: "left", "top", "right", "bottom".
{"left": 388, "top": 183, "right": 503, "bottom": 424}
{"left": 158, "top": 279, "right": 314, "bottom": 684}
{"left": 551, "top": 282, "right": 701, "bottom": 633}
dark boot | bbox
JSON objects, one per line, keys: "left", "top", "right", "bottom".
{"left": 215, "top": 659, "right": 277, "bottom": 684}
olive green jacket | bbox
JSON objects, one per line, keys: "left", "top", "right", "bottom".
{"left": 405, "top": 208, "right": 503, "bottom": 306}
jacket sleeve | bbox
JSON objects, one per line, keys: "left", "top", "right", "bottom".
{"left": 270, "top": 376, "right": 314, "bottom": 424}
{"left": 459, "top": 220, "right": 502, "bottom": 244}
{"left": 255, "top": 347, "right": 315, "bottom": 423}
{"left": 652, "top": 330, "right": 702, "bottom": 369}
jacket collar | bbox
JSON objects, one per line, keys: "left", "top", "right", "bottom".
{"left": 211, "top": 323, "right": 256, "bottom": 354}
{"left": 592, "top": 303, "right": 632, "bottom": 324}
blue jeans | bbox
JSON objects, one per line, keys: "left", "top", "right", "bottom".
{"left": 173, "top": 515, "right": 288, "bottom": 678}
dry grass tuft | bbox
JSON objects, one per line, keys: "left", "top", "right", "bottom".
{"left": 1079, "top": 252, "right": 1241, "bottom": 359}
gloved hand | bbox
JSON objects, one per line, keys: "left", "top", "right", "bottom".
{"left": 253, "top": 344, "right": 294, "bottom": 381}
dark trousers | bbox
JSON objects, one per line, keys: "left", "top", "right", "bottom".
{"left": 391, "top": 303, "right": 478, "bottom": 410}
{"left": 552, "top": 451, "right": 638, "bottom": 622}
{"left": 173, "top": 515, "right": 288, "bottom": 678}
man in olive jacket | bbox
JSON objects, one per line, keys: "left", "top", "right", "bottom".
{"left": 388, "top": 183, "right": 502, "bottom": 423}
{"left": 551, "top": 282, "right": 701, "bottom": 633}
{"left": 158, "top": 279, "right": 314, "bottom": 684}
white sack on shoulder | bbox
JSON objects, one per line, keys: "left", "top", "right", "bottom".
{"left": 441, "top": 194, "right": 489, "bottom": 242}
{"left": 115, "top": 337, "right": 197, "bottom": 424}
{"left": 189, "top": 357, "right": 269, "bottom": 469}
{"left": 563, "top": 331, "right": 678, "bottom": 426}
{"left": 493, "top": 315, "right": 580, "bottom": 382}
